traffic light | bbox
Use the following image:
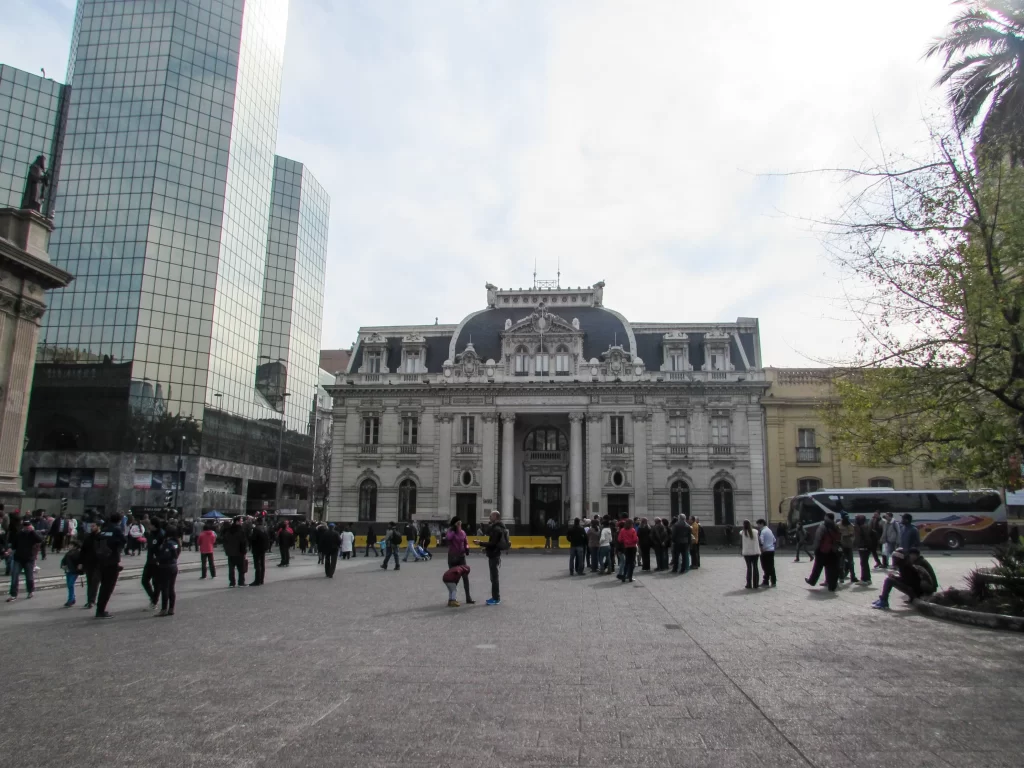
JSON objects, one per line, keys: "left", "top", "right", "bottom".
{"left": 164, "top": 490, "right": 174, "bottom": 509}
{"left": 60, "top": 496, "right": 68, "bottom": 513}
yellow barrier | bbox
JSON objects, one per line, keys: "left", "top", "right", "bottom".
{"left": 350, "top": 534, "right": 554, "bottom": 549}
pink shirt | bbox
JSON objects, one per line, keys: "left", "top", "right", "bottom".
{"left": 198, "top": 530, "right": 217, "bottom": 554}
{"left": 446, "top": 528, "right": 468, "bottom": 556}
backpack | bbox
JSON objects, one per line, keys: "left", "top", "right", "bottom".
{"left": 155, "top": 538, "right": 179, "bottom": 566}
{"left": 818, "top": 526, "right": 839, "bottom": 554}
{"left": 94, "top": 534, "right": 114, "bottom": 564}
{"left": 499, "top": 527, "right": 511, "bottom": 551}
{"left": 390, "top": 529, "right": 403, "bottom": 546}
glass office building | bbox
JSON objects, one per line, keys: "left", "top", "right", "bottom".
{"left": 20, "top": 0, "right": 330, "bottom": 519}
{"left": 0, "top": 65, "right": 68, "bottom": 215}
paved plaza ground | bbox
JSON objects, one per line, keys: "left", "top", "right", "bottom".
{"left": 1, "top": 549, "right": 1023, "bottom": 767}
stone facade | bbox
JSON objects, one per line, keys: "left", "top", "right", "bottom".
{"left": 762, "top": 367, "right": 939, "bottom": 522}
{"left": 0, "top": 208, "right": 72, "bottom": 507}
{"left": 327, "top": 283, "right": 768, "bottom": 532}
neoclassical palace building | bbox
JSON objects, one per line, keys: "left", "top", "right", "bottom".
{"left": 326, "top": 282, "right": 768, "bottom": 532}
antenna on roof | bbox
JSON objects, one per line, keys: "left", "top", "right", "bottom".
{"left": 533, "top": 258, "right": 537, "bottom": 288}
{"left": 557, "top": 255, "right": 561, "bottom": 288}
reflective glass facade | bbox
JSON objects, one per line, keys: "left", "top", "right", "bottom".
{"left": 257, "top": 156, "right": 329, "bottom": 430}
{"left": 31, "top": 0, "right": 324, "bottom": 469}
{"left": 0, "top": 65, "right": 67, "bottom": 215}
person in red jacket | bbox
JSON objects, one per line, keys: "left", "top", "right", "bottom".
{"left": 197, "top": 524, "right": 217, "bottom": 579}
{"left": 617, "top": 520, "right": 639, "bottom": 583}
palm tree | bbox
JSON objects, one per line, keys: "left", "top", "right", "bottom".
{"left": 927, "top": 1, "right": 1024, "bottom": 149}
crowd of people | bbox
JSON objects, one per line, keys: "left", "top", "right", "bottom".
{"left": 1, "top": 502, "right": 944, "bottom": 616}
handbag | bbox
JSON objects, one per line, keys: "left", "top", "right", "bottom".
{"left": 242, "top": 556, "right": 249, "bottom": 575}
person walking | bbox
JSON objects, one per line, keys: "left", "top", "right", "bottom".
{"left": 277, "top": 521, "right": 294, "bottom": 567}
{"left": 340, "top": 524, "right": 355, "bottom": 560}
{"left": 567, "top": 518, "right": 587, "bottom": 575}
{"left": 740, "top": 520, "right": 761, "bottom": 589}
{"left": 806, "top": 513, "right": 841, "bottom": 592}
{"left": 445, "top": 517, "right": 474, "bottom": 604}
{"left": 192, "top": 518, "right": 204, "bottom": 553}
{"left": 637, "top": 517, "right": 653, "bottom": 572}
{"left": 6, "top": 519, "right": 42, "bottom": 602}
{"left": 598, "top": 519, "right": 613, "bottom": 574}
{"left": 153, "top": 526, "right": 181, "bottom": 617}
{"left": 418, "top": 520, "right": 431, "bottom": 551}
{"left": 403, "top": 521, "right": 419, "bottom": 562}
{"left": 60, "top": 539, "right": 84, "bottom": 607}
{"left": 690, "top": 516, "right": 702, "bottom": 569}
{"left": 321, "top": 523, "right": 342, "bottom": 578}
{"left": 756, "top": 519, "right": 776, "bottom": 587}
{"left": 793, "top": 522, "right": 810, "bottom": 562}
{"left": 141, "top": 521, "right": 164, "bottom": 610}
{"left": 474, "top": 510, "right": 508, "bottom": 604}
{"left": 853, "top": 514, "right": 873, "bottom": 585}
{"left": 198, "top": 524, "right": 217, "bottom": 579}
{"left": 296, "top": 520, "right": 310, "bottom": 555}
{"left": 222, "top": 517, "right": 249, "bottom": 587}
{"left": 880, "top": 511, "right": 899, "bottom": 569}
{"left": 381, "top": 523, "right": 402, "bottom": 571}
{"left": 838, "top": 513, "right": 856, "bottom": 583}
{"left": 314, "top": 521, "right": 328, "bottom": 565}
{"left": 364, "top": 523, "right": 379, "bottom": 557}
{"left": 670, "top": 516, "right": 692, "bottom": 574}
{"left": 617, "top": 519, "right": 639, "bottom": 583}
{"left": 545, "top": 516, "right": 558, "bottom": 549}
{"left": 127, "top": 517, "right": 146, "bottom": 557}
{"left": 94, "top": 513, "right": 126, "bottom": 618}
{"left": 49, "top": 514, "right": 65, "bottom": 554}
{"left": 79, "top": 521, "right": 101, "bottom": 609}
{"left": 869, "top": 511, "right": 884, "bottom": 568}
{"left": 249, "top": 519, "right": 269, "bottom": 586}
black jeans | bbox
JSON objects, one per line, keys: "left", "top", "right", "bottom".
{"left": 840, "top": 546, "right": 856, "bottom": 581}
{"left": 227, "top": 555, "right": 246, "bottom": 586}
{"left": 364, "top": 541, "right": 379, "bottom": 556}
{"left": 759, "top": 551, "right": 776, "bottom": 585}
{"left": 639, "top": 544, "right": 651, "bottom": 571}
{"left": 85, "top": 566, "right": 100, "bottom": 605}
{"left": 252, "top": 551, "right": 266, "bottom": 585}
{"left": 280, "top": 547, "right": 290, "bottom": 566}
{"left": 881, "top": 574, "right": 922, "bottom": 602}
{"left": 744, "top": 555, "right": 760, "bottom": 587}
{"left": 671, "top": 543, "right": 689, "bottom": 573}
{"left": 858, "top": 549, "right": 872, "bottom": 582}
{"left": 382, "top": 547, "right": 400, "bottom": 570}
{"left": 96, "top": 565, "right": 120, "bottom": 615}
{"left": 324, "top": 550, "right": 338, "bottom": 577}
{"left": 808, "top": 551, "right": 840, "bottom": 590}
{"left": 690, "top": 543, "right": 701, "bottom": 569}
{"left": 488, "top": 555, "right": 500, "bottom": 600}
{"left": 201, "top": 552, "right": 216, "bottom": 578}
{"left": 569, "top": 546, "right": 585, "bottom": 574}
{"left": 141, "top": 561, "right": 157, "bottom": 603}
{"left": 156, "top": 566, "right": 177, "bottom": 612}
{"left": 623, "top": 548, "right": 636, "bottom": 581}
{"left": 654, "top": 545, "right": 668, "bottom": 570}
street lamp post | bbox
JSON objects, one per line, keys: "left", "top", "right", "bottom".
{"left": 275, "top": 392, "right": 291, "bottom": 513}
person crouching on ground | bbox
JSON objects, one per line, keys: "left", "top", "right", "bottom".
{"left": 443, "top": 563, "right": 471, "bottom": 607}
{"left": 872, "top": 548, "right": 937, "bottom": 610}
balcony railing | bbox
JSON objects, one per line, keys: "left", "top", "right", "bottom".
{"left": 362, "top": 373, "right": 381, "bottom": 382}
{"left": 398, "top": 444, "right": 418, "bottom": 454}
{"left": 603, "top": 443, "right": 631, "bottom": 455}
{"left": 528, "top": 450, "right": 566, "bottom": 462}
{"left": 457, "top": 444, "right": 480, "bottom": 454}
{"left": 710, "top": 444, "right": 732, "bottom": 455}
{"left": 710, "top": 371, "right": 728, "bottom": 380}
{"left": 669, "top": 445, "right": 689, "bottom": 455}
{"left": 359, "top": 444, "right": 378, "bottom": 454}
{"left": 796, "top": 446, "right": 821, "bottom": 464}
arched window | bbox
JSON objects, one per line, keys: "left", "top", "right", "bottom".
{"left": 671, "top": 480, "right": 690, "bottom": 519}
{"left": 524, "top": 427, "right": 569, "bottom": 452}
{"left": 358, "top": 479, "right": 377, "bottom": 521}
{"left": 797, "top": 478, "right": 822, "bottom": 495}
{"left": 535, "top": 348, "right": 550, "bottom": 375}
{"left": 555, "top": 345, "right": 571, "bottom": 375}
{"left": 514, "top": 346, "right": 529, "bottom": 375}
{"left": 398, "top": 479, "right": 416, "bottom": 522}
{"left": 713, "top": 480, "right": 734, "bottom": 526}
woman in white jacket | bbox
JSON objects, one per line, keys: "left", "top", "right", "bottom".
{"left": 598, "top": 523, "right": 613, "bottom": 574}
{"left": 740, "top": 520, "right": 761, "bottom": 589}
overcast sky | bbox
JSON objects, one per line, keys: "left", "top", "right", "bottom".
{"left": 4, "top": 0, "right": 959, "bottom": 366}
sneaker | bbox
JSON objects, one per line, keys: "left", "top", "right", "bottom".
{"left": 166, "top": 610, "right": 174, "bottom": 616}
{"left": 149, "top": 602, "right": 158, "bottom": 610}
{"left": 157, "top": 609, "right": 168, "bottom": 617}
{"left": 466, "top": 599, "right": 476, "bottom": 604}
{"left": 64, "top": 600, "right": 75, "bottom": 608}
{"left": 83, "top": 603, "right": 93, "bottom": 609}
{"left": 25, "top": 593, "right": 32, "bottom": 600}
{"left": 485, "top": 598, "right": 501, "bottom": 605}
{"left": 871, "top": 599, "right": 889, "bottom": 610}
{"left": 447, "top": 599, "right": 461, "bottom": 607}
{"left": 34, "top": 566, "right": 40, "bottom": 572}
{"left": 95, "top": 612, "right": 113, "bottom": 619}
{"left": 5, "top": 596, "right": 15, "bottom": 602}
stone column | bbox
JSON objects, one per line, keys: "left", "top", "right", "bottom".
{"left": 569, "top": 412, "right": 584, "bottom": 519}
{"left": 586, "top": 413, "right": 603, "bottom": 517}
{"left": 500, "top": 412, "right": 515, "bottom": 526}
{"left": 632, "top": 410, "right": 650, "bottom": 517}
{"left": 481, "top": 412, "right": 498, "bottom": 517}
{"left": 0, "top": 208, "right": 72, "bottom": 505}
{"left": 437, "top": 412, "right": 453, "bottom": 519}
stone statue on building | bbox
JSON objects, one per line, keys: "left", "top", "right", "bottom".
{"left": 20, "top": 155, "right": 49, "bottom": 212}
{"left": 486, "top": 283, "right": 498, "bottom": 308}
{"left": 592, "top": 280, "right": 605, "bottom": 306}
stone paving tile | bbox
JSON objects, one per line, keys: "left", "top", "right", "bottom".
{"left": 0, "top": 553, "right": 1022, "bottom": 768}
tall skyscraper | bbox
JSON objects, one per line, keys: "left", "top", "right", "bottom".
{"left": 16, "top": 0, "right": 330, "bottom": 519}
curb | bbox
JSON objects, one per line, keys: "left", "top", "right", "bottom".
{"left": 915, "top": 599, "right": 1024, "bottom": 632}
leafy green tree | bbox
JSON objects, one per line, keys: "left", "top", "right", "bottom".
{"left": 927, "top": 1, "right": 1024, "bottom": 157}
{"left": 822, "top": 126, "right": 1024, "bottom": 486}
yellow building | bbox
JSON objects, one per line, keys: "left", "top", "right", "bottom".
{"left": 762, "top": 368, "right": 939, "bottom": 522}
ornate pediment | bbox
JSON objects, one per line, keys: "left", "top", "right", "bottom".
{"left": 503, "top": 302, "right": 578, "bottom": 337}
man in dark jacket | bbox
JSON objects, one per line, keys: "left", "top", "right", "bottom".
{"left": 249, "top": 520, "right": 270, "bottom": 586}
{"left": 566, "top": 518, "right": 586, "bottom": 576}
{"left": 222, "top": 517, "right": 249, "bottom": 587}
{"left": 474, "top": 510, "right": 507, "bottom": 605}
{"left": 277, "top": 523, "right": 294, "bottom": 566}
{"left": 141, "top": 521, "right": 166, "bottom": 609}
{"left": 78, "top": 522, "right": 102, "bottom": 609}
{"left": 403, "top": 522, "right": 418, "bottom": 562}
{"left": 670, "top": 517, "right": 692, "bottom": 574}
{"left": 652, "top": 518, "right": 669, "bottom": 571}
{"left": 381, "top": 522, "right": 402, "bottom": 571}
{"left": 872, "top": 548, "right": 938, "bottom": 610}
{"left": 637, "top": 518, "right": 653, "bottom": 572}
{"left": 418, "top": 521, "right": 431, "bottom": 550}
{"left": 320, "top": 523, "right": 342, "bottom": 578}
{"left": 6, "top": 520, "right": 43, "bottom": 601}
{"left": 364, "top": 523, "right": 379, "bottom": 557}
{"left": 95, "top": 513, "right": 126, "bottom": 618}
